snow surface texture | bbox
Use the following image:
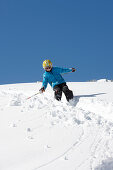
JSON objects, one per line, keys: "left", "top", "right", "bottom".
{"left": 0, "top": 82, "right": 113, "bottom": 170}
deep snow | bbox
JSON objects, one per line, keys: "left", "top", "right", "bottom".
{"left": 0, "top": 81, "right": 113, "bottom": 170}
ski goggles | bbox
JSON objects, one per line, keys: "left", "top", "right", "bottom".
{"left": 45, "top": 66, "right": 52, "bottom": 71}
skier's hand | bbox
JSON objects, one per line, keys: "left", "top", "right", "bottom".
{"left": 72, "top": 68, "right": 76, "bottom": 72}
{"left": 39, "top": 87, "right": 45, "bottom": 93}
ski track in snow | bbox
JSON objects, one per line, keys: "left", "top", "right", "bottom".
{"left": 0, "top": 83, "right": 113, "bottom": 170}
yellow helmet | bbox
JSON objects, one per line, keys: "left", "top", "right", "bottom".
{"left": 42, "top": 60, "right": 52, "bottom": 69}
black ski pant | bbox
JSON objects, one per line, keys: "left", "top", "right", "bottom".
{"left": 53, "top": 83, "right": 73, "bottom": 101}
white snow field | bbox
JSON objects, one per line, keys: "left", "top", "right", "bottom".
{"left": 0, "top": 81, "right": 113, "bottom": 170}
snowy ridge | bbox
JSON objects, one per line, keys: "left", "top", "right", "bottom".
{"left": 0, "top": 82, "right": 113, "bottom": 170}
{"left": 97, "top": 79, "right": 112, "bottom": 82}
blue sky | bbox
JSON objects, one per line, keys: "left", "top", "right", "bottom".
{"left": 0, "top": 0, "right": 113, "bottom": 84}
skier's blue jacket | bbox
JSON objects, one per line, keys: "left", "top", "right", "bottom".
{"left": 42, "top": 67, "right": 72, "bottom": 89}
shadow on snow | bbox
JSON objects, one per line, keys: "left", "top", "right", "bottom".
{"left": 71, "top": 93, "right": 106, "bottom": 106}
{"left": 94, "top": 158, "right": 113, "bottom": 170}
{"left": 75, "top": 93, "right": 106, "bottom": 98}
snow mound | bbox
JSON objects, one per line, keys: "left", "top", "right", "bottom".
{"left": 10, "top": 93, "right": 25, "bottom": 106}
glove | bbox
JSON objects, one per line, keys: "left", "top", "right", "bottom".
{"left": 39, "top": 87, "right": 45, "bottom": 93}
{"left": 72, "top": 68, "right": 76, "bottom": 72}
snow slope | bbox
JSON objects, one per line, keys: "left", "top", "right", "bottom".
{"left": 0, "top": 82, "right": 113, "bottom": 170}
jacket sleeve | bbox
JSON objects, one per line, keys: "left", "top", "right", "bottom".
{"left": 56, "top": 67, "right": 72, "bottom": 74}
{"left": 42, "top": 74, "right": 48, "bottom": 90}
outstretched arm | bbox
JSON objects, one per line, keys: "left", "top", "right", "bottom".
{"left": 56, "top": 67, "right": 76, "bottom": 74}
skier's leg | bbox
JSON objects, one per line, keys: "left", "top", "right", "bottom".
{"left": 62, "top": 84, "right": 73, "bottom": 101}
{"left": 53, "top": 85, "right": 62, "bottom": 101}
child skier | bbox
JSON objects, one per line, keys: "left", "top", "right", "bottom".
{"left": 39, "top": 60, "right": 76, "bottom": 102}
